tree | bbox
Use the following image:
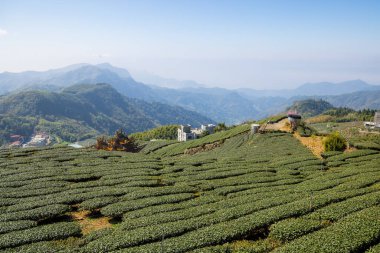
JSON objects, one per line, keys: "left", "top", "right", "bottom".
{"left": 200, "top": 130, "right": 210, "bottom": 138}
{"left": 215, "top": 123, "right": 227, "bottom": 132}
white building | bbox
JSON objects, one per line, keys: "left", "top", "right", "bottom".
{"left": 178, "top": 125, "right": 197, "bottom": 142}
{"left": 201, "top": 124, "right": 216, "bottom": 134}
{"left": 364, "top": 111, "right": 380, "bottom": 129}
{"left": 178, "top": 124, "right": 216, "bottom": 142}
{"left": 375, "top": 112, "right": 380, "bottom": 127}
{"left": 251, "top": 124, "right": 260, "bottom": 134}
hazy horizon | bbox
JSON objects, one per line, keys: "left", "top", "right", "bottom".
{"left": 1, "top": 0, "right": 380, "bottom": 89}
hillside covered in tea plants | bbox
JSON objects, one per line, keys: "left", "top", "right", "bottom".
{"left": 1, "top": 124, "right": 380, "bottom": 253}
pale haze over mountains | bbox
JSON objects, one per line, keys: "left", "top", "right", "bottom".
{"left": 1, "top": 1, "right": 380, "bottom": 89}
{"left": 1, "top": 63, "right": 379, "bottom": 124}
{"left": 1, "top": 0, "right": 380, "bottom": 141}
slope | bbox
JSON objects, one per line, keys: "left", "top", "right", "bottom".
{"left": 0, "top": 126, "right": 379, "bottom": 252}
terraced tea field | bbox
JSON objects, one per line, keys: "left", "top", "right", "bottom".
{"left": 1, "top": 125, "right": 380, "bottom": 252}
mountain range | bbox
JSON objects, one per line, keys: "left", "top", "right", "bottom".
{"left": 1, "top": 63, "right": 380, "bottom": 125}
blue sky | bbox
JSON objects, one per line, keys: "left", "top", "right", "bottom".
{"left": 0, "top": 0, "right": 379, "bottom": 88}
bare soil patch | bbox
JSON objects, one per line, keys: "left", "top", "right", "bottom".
{"left": 263, "top": 119, "right": 291, "bottom": 132}
{"left": 184, "top": 141, "right": 223, "bottom": 155}
{"left": 71, "top": 210, "right": 112, "bottom": 235}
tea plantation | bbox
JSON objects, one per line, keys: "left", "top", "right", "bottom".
{"left": 0, "top": 124, "right": 379, "bottom": 252}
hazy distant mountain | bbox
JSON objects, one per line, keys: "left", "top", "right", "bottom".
{"left": 1, "top": 63, "right": 379, "bottom": 123}
{"left": 152, "top": 87, "right": 261, "bottom": 124}
{"left": 0, "top": 63, "right": 261, "bottom": 123}
{"left": 322, "top": 90, "right": 380, "bottom": 110}
{"left": 0, "top": 63, "right": 89, "bottom": 93}
{"left": 295, "top": 80, "right": 377, "bottom": 96}
{"left": 130, "top": 70, "right": 206, "bottom": 89}
{"left": 237, "top": 80, "right": 380, "bottom": 98}
{"left": 0, "top": 63, "right": 158, "bottom": 101}
{"left": 0, "top": 83, "right": 214, "bottom": 143}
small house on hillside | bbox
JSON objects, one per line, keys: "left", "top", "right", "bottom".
{"left": 23, "top": 132, "right": 50, "bottom": 147}
{"left": 178, "top": 124, "right": 216, "bottom": 141}
{"left": 375, "top": 112, "right": 380, "bottom": 127}
{"left": 178, "top": 125, "right": 197, "bottom": 141}
{"left": 364, "top": 111, "right": 380, "bottom": 129}
{"left": 251, "top": 124, "right": 260, "bottom": 134}
{"left": 288, "top": 111, "right": 302, "bottom": 131}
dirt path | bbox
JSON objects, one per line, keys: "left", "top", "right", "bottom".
{"left": 262, "top": 119, "right": 291, "bottom": 132}
{"left": 293, "top": 133, "right": 324, "bottom": 159}
{"left": 259, "top": 118, "right": 327, "bottom": 159}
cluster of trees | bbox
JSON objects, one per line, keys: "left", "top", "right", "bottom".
{"left": 323, "top": 108, "right": 376, "bottom": 122}
{"left": 0, "top": 116, "right": 38, "bottom": 145}
{"left": 130, "top": 125, "right": 179, "bottom": 141}
{"left": 96, "top": 129, "right": 138, "bottom": 152}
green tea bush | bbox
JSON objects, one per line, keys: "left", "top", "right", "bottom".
{"left": 274, "top": 206, "right": 380, "bottom": 253}
{"left": 101, "top": 193, "right": 195, "bottom": 217}
{"left": 0, "top": 222, "right": 81, "bottom": 249}
{"left": 269, "top": 218, "right": 323, "bottom": 242}
{"left": 0, "top": 204, "right": 69, "bottom": 222}
{"left": 366, "top": 243, "right": 380, "bottom": 253}
{"left": 0, "top": 220, "right": 37, "bottom": 234}
{"left": 320, "top": 151, "right": 343, "bottom": 159}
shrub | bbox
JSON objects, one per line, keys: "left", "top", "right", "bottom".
{"left": 96, "top": 129, "right": 138, "bottom": 152}
{"left": 214, "top": 123, "right": 227, "bottom": 132}
{"left": 323, "top": 132, "right": 347, "bottom": 152}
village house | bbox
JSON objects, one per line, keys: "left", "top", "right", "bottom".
{"left": 23, "top": 132, "right": 51, "bottom": 147}
{"left": 288, "top": 111, "right": 302, "bottom": 131}
{"left": 9, "top": 135, "right": 24, "bottom": 148}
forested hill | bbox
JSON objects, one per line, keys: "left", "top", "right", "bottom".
{"left": 286, "top": 99, "right": 335, "bottom": 118}
{"left": 0, "top": 83, "right": 214, "bottom": 143}
{"left": 286, "top": 98, "right": 378, "bottom": 120}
